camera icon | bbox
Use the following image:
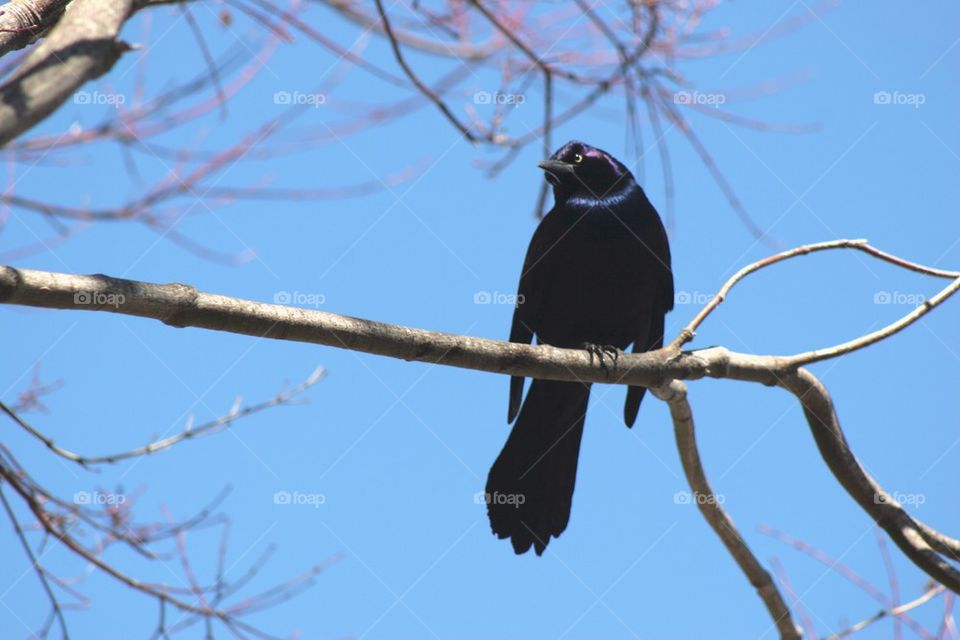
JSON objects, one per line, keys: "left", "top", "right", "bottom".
{"left": 73, "top": 491, "right": 91, "bottom": 504}
{"left": 473, "top": 91, "right": 492, "bottom": 105}
{"left": 673, "top": 491, "right": 691, "bottom": 505}
{"left": 473, "top": 491, "right": 489, "bottom": 505}
{"left": 873, "top": 91, "right": 892, "bottom": 105}
{"left": 673, "top": 91, "right": 692, "bottom": 105}
{"left": 273, "top": 491, "right": 291, "bottom": 505}
{"left": 74, "top": 91, "right": 91, "bottom": 105}
{"left": 873, "top": 291, "right": 891, "bottom": 304}
{"left": 674, "top": 291, "right": 691, "bottom": 305}
{"left": 273, "top": 91, "right": 292, "bottom": 105}
{"left": 473, "top": 291, "right": 492, "bottom": 304}
{"left": 274, "top": 291, "right": 291, "bottom": 304}
{"left": 74, "top": 291, "right": 92, "bottom": 305}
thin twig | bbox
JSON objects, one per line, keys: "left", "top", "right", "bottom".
{"left": 374, "top": 0, "right": 479, "bottom": 142}
{"left": 670, "top": 238, "right": 960, "bottom": 350}
{"left": 826, "top": 585, "right": 945, "bottom": 640}
{"left": 0, "top": 486, "right": 71, "bottom": 639}
{"left": 1, "top": 367, "right": 325, "bottom": 465}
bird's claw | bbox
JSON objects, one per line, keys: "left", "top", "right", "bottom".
{"left": 582, "top": 343, "right": 622, "bottom": 378}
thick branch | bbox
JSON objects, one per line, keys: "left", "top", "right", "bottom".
{"left": 0, "top": 264, "right": 760, "bottom": 388}
{"left": 0, "top": 0, "right": 67, "bottom": 56}
{"left": 0, "top": 258, "right": 954, "bottom": 392}
{"left": 2, "top": 254, "right": 959, "bottom": 601}
{"left": 0, "top": 0, "right": 134, "bottom": 146}
{"left": 782, "top": 369, "right": 960, "bottom": 593}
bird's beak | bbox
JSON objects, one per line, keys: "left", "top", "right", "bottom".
{"left": 537, "top": 159, "right": 575, "bottom": 174}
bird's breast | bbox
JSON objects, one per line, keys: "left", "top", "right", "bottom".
{"left": 529, "top": 212, "right": 660, "bottom": 347}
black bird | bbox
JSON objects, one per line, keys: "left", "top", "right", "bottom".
{"left": 486, "top": 141, "right": 674, "bottom": 555}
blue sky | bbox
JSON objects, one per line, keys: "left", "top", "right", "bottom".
{"left": 2, "top": 1, "right": 959, "bottom": 638}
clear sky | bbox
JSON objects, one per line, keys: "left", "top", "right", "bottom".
{"left": 2, "top": 2, "right": 959, "bottom": 638}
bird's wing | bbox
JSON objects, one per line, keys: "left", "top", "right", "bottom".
{"left": 649, "top": 202, "right": 674, "bottom": 314}
{"left": 507, "top": 216, "right": 553, "bottom": 423}
{"left": 623, "top": 311, "right": 662, "bottom": 427}
{"left": 624, "top": 199, "right": 674, "bottom": 427}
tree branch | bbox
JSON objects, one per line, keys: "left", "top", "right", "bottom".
{"left": 0, "top": 485, "right": 70, "bottom": 639}
{"left": 670, "top": 238, "right": 960, "bottom": 351}
{"left": 1, "top": 366, "right": 325, "bottom": 465}
{"left": 0, "top": 0, "right": 68, "bottom": 57}
{"left": 782, "top": 369, "right": 960, "bottom": 593}
{"left": 0, "top": 264, "right": 696, "bottom": 388}
{"left": 826, "top": 584, "right": 945, "bottom": 640}
{"left": 3, "top": 236, "right": 960, "bottom": 630}
{"left": 373, "top": 0, "right": 480, "bottom": 142}
{"left": 652, "top": 380, "right": 802, "bottom": 639}
{"left": 0, "top": 0, "right": 135, "bottom": 147}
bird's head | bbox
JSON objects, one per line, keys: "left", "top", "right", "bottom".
{"left": 538, "top": 141, "right": 636, "bottom": 203}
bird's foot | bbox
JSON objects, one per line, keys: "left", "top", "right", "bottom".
{"left": 582, "top": 343, "right": 622, "bottom": 378}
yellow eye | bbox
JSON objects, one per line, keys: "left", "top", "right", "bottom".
{"left": 573, "top": 153, "right": 583, "bottom": 163}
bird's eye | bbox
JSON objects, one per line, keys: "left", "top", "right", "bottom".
{"left": 573, "top": 153, "right": 583, "bottom": 164}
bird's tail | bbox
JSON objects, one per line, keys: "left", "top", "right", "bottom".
{"left": 486, "top": 379, "right": 591, "bottom": 555}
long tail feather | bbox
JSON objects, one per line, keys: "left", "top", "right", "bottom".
{"left": 486, "top": 379, "right": 591, "bottom": 555}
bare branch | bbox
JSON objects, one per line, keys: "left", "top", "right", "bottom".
{"left": 0, "top": 458, "right": 235, "bottom": 619}
{"left": 324, "top": 0, "right": 498, "bottom": 60}
{"left": 0, "top": 449, "right": 331, "bottom": 636}
{"left": 760, "top": 525, "right": 938, "bottom": 639}
{"left": 0, "top": 264, "right": 688, "bottom": 389}
{"left": 788, "top": 277, "right": 960, "bottom": 366}
{"left": 826, "top": 585, "right": 945, "bottom": 640}
{"left": 670, "top": 238, "right": 960, "bottom": 350}
{"left": 0, "top": 485, "right": 70, "bottom": 639}
{"left": 4, "top": 237, "right": 958, "bottom": 390}
{"left": 373, "top": 0, "right": 480, "bottom": 142}
{"left": 2, "top": 237, "right": 959, "bottom": 609}
{"left": 652, "top": 380, "right": 802, "bottom": 639}
{"left": 0, "top": 0, "right": 67, "bottom": 56}
{"left": 782, "top": 369, "right": 960, "bottom": 594}
{"left": 0, "top": 0, "right": 135, "bottom": 146}
{"left": 1, "top": 367, "right": 325, "bottom": 465}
